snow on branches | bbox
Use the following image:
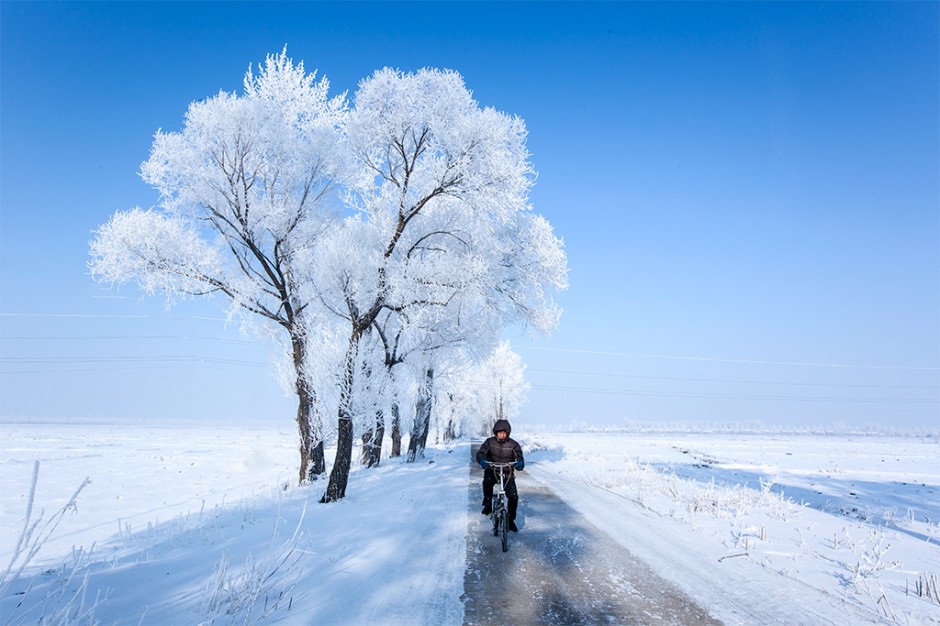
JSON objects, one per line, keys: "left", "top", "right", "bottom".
{"left": 89, "top": 51, "right": 568, "bottom": 498}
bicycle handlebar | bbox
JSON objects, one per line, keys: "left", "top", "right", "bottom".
{"left": 486, "top": 462, "right": 517, "bottom": 480}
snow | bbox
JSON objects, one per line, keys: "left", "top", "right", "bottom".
{"left": 526, "top": 433, "right": 940, "bottom": 625}
{"left": 0, "top": 423, "right": 467, "bottom": 625}
{"left": 2, "top": 422, "right": 938, "bottom": 624}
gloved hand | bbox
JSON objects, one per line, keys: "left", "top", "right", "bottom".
{"left": 479, "top": 458, "right": 490, "bottom": 470}
{"left": 514, "top": 460, "right": 525, "bottom": 471}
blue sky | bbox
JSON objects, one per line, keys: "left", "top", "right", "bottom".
{"left": 2, "top": 2, "right": 937, "bottom": 430}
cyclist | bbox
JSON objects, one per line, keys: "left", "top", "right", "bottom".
{"left": 476, "top": 419, "right": 525, "bottom": 532}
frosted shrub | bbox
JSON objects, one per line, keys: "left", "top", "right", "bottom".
{"left": 849, "top": 528, "right": 900, "bottom": 585}
{"left": 678, "top": 479, "right": 798, "bottom": 523}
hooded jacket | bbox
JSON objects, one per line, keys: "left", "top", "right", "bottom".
{"left": 476, "top": 419, "right": 524, "bottom": 466}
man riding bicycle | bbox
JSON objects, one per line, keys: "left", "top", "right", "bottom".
{"left": 476, "top": 419, "right": 525, "bottom": 532}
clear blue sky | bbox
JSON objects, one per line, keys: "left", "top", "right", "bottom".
{"left": 2, "top": 2, "right": 937, "bottom": 431}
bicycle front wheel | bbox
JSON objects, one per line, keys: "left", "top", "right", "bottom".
{"left": 499, "top": 506, "right": 508, "bottom": 552}
{"left": 492, "top": 496, "right": 500, "bottom": 536}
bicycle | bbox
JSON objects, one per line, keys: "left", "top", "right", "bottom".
{"left": 487, "top": 462, "right": 515, "bottom": 552}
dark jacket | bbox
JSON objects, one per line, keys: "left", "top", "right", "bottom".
{"left": 477, "top": 435, "right": 524, "bottom": 465}
{"left": 476, "top": 419, "right": 524, "bottom": 466}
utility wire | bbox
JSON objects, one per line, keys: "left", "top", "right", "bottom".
{"left": 518, "top": 345, "right": 939, "bottom": 372}
{"left": 2, "top": 319, "right": 935, "bottom": 406}
{"left": 0, "top": 313, "right": 150, "bottom": 318}
{"left": 527, "top": 382, "right": 939, "bottom": 404}
{"left": 0, "top": 312, "right": 228, "bottom": 322}
{"left": 0, "top": 334, "right": 258, "bottom": 345}
{"left": 527, "top": 367, "right": 939, "bottom": 391}
{"left": 1, "top": 356, "right": 266, "bottom": 367}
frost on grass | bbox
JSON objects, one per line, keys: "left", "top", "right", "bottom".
{"left": 0, "top": 461, "right": 101, "bottom": 625}
{"left": 200, "top": 525, "right": 310, "bottom": 625}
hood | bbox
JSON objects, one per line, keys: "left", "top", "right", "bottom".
{"left": 492, "top": 419, "right": 512, "bottom": 436}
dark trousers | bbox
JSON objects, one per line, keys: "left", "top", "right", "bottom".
{"left": 482, "top": 469, "right": 518, "bottom": 521}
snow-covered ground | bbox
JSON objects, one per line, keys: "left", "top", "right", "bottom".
{"left": 527, "top": 432, "right": 940, "bottom": 625}
{"left": 1, "top": 422, "right": 938, "bottom": 624}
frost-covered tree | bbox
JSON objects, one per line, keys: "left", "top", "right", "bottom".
{"left": 473, "top": 341, "right": 530, "bottom": 434}
{"left": 89, "top": 50, "right": 346, "bottom": 484}
{"left": 316, "top": 68, "right": 567, "bottom": 502}
{"left": 371, "top": 311, "right": 407, "bottom": 460}
{"left": 90, "top": 55, "right": 566, "bottom": 502}
{"left": 405, "top": 362, "right": 435, "bottom": 462}
{"left": 430, "top": 358, "right": 476, "bottom": 443}
{"left": 366, "top": 308, "right": 432, "bottom": 464}
{"left": 370, "top": 295, "right": 489, "bottom": 463}
{"left": 425, "top": 342, "right": 531, "bottom": 442}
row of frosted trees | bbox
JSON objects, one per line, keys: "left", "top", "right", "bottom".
{"left": 90, "top": 50, "right": 567, "bottom": 502}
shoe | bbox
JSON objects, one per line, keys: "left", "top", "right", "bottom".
{"left": 508, "top": 519, "right": 518, "bottom": 532}
{"left": 481, "top": 505, "right": 492, "bottom": 515}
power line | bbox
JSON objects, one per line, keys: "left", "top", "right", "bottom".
{"left": 441, "top": 374, "right": 937, "bottom": 405}
{"left": 527, "top": 382, "right": 939, "bottom": 405}
{"left": 0, "top": 334, "right": 259, "bottom": 345}
{"left": 526, "top": 367, "right": 939, "bottom": 391}
{"left": 0, "top": 312, "right": 150, "bottom": 318}
{"left": 0, "top": 312, "right": 229, "bottom": 322}
{"left": 0, "top": 356, "right": 268, "bottom": 367}
{"left": 5, "top": 314, "right": 934, "bottom": 370}
{"left": 1, "top": 364, "right": 206, "bottom": 375}
{"left": 519, "top": 345, "right": 939, "bottom": 372}
{"left": 2, "top": 317, "right": 935, "bottom": 408}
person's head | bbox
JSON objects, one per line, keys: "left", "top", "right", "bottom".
{"left": 492, "top": 419, "right": 511, "bottom": 441}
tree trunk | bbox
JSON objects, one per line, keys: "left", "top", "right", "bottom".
{"left": 297, "top": 395, "right": 326, "bottom": 482}
{"left": 407, "top": 366, "right": 433, "bottom": 462}
{"left": 321, "top": 327, "right": 360, "bottom": 502}
{"left": 296, "top": 392, "right": 314, "bottom": 485}
{"left": 418, "top": 367, "right": 434, "bottom": 453}
{"left": 360, "top": 428, "right": 373, "bottom": 465}
{"left": 406, "top": 411, "right": 418, "bottom": 462}
{"left": 390, "top": 402, "right": 402, "bottom": 458}
{"left": 308, "top": 439, "right": 325, "bottom": 479}
{"left": 360, "top": 409, "right": 384, "bottom": 468}
{"left": 442, "top": 392, "right": 456, "bottom": 443}
{"left": 305, "top": 397, "right": 326, "bottom": 480}
{"left": 497, "top": 381, "right": 504, "bottom": 422}
{"left": 292, "top": 330, "right": 325, "bottom": 484}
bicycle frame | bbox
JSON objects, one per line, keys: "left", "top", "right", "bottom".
{"left": 488, "top": 462, "right": 514, "bottom": 552}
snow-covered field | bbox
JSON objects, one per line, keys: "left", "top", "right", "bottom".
{"left": 1, "top": 422, "right": 938, "bottom": 624}
{"left": 0, "top": 422, "right": 467, "bottom": 625}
